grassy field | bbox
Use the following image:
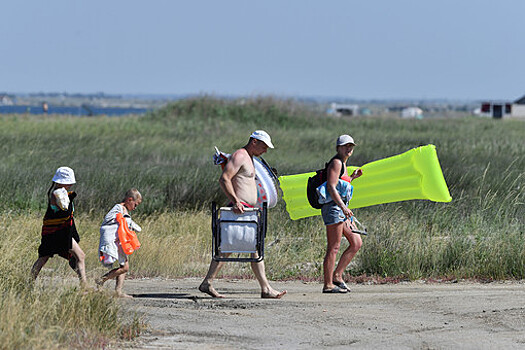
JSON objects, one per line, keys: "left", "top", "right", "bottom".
{"left": 0, "top": 97, "right": 524, "bottom": 348}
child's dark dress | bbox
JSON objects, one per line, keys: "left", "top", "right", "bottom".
{"left": 38, "top": 191, "right": 80, "bottom": 260}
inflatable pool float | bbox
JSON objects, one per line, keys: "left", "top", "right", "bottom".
{"left": 279, "top": 144, "right": 452, "bottom": 220}
{"left": 213, "top": 147, "right": 279, "bottom": 209}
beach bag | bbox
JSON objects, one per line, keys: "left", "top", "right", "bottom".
{"left": 306, "top": 156, "right": 345, "bottom": 209}
{"left": 116, "top": 212, "right": 141, "bottom": 255}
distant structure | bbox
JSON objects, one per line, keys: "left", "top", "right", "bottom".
{"left": 0, "top": 94, "right": 14, "bottom": 105}
{"left": 479, "top": 95, "right": 525, "bottom": 119}
{"left": 327, "top": 103, "right": 359, "bottom": 117}
{"left": 512, "top": 95, "right": 525, "bottom": 118}
{"left": 401, "top": 107, "right": 423, "bottom": 119}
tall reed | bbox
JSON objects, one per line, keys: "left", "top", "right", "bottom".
{"left": 0, "top": 97, "right": 523, "bottom": 281}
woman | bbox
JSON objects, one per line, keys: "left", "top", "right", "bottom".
{"left": 322, "top": 135, "right": 363, "bottom": 293}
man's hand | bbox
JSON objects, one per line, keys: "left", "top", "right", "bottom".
{"left": 232, "top": 201, "right": 245, "bottom": 214}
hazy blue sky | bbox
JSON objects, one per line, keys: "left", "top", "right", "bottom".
{"left": 2, "top": 1, "right": 524, "bottom": 100}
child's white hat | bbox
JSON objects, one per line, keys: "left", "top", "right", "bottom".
{"left": 52, "top": 167, "right": 76, "bottom": 184}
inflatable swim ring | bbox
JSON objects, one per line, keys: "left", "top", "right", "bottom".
{"left": 213, "top": 147, "right": 279, "bottom": 209}
{"left": 254, "top": 157, "right": 279, "bottom": 209}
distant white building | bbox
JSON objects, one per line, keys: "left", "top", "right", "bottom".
{"left": 510, "top": 95, "right": 525, "bottom": 119}
{"left": 327, "top": 103, "right": 359, "bottom": 117}
{"left": 0, "top": 94, "right": 14, "bottom": 105}
{"left": 479, "top": 95, "right": 525, "bottom": 119}
{"left": 401, "top": 107, "right": 423, "bottom": 119}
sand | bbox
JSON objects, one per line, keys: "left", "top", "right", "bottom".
{"left": 113, "top": 277, "right": 525, "bottom": 349}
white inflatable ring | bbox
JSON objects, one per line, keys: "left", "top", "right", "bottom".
{"left": 254, "top": 157, "right": 278, "bottom": 209}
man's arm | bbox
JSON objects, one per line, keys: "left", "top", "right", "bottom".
{"left": 219, "top": 149, "right": 245, "bottom": 213}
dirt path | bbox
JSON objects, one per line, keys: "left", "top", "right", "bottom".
{"left": 117, "top": 278, "right": 525, "bottom": 349}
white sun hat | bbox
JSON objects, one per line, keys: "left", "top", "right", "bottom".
{"left": 250, "top": 130, "right": 274, "bottom": 148}
{"left": 52, "top": 166, "right": 76, "bottom": 184}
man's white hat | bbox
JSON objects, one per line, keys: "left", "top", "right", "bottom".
{"left": 52, "top": 166, "right": 76, "bottom": 184}
{"left": 250, "top": 130, "right": 274, "bottom": 148}
{"left": 336, "top": 134, "right": 356, "bottom": 146}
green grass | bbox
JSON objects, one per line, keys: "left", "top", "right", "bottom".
{"left": 0, "top": 96, "right": 524, "bottom": 347}
{"left": 0, "top": 212, "right": 144, "bottom": 350}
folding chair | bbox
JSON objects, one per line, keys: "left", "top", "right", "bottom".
{"left": 212, "top": 202, "right": 267, "bottom": 262}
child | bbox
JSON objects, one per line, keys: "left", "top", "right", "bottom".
{"left": 96, "top": 188, "right": 142, "bottom": 298}
{"left": 31, "top": 167, "right": 88, "bottom": 287}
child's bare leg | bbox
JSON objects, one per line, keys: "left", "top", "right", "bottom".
{"left": 97, "top": 262, "right": 130, "bottom": 295}
{"left": 31, "top": 256, "right": 50, "bottom": 280}
{"left": 115, "top": 272, "right": 132, "bottom": 298}
{"left": 69, "top": 239, "right": 87, "bottom": 287}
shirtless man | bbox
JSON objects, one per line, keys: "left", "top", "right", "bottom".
{"left": 199, "top": 130, "right": 287, "bottom": 299}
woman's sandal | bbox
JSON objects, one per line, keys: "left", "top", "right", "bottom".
{"left": 322, "top": 285, "right": 348, "bottom": 293}
{"left": 333, "top": 280, "right": 349, "bottom": 291}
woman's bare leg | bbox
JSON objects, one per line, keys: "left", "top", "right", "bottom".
{"left": 324, "top": 222, "right": 343, "bottom": 290}
{"left": 333, "top": 220, "right": 362, "bottom": 283}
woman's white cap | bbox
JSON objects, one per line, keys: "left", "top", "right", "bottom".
{"left": 250, "top": 130, "right": 274, "bottom": 148}
{"left": 52, "top": 166, "right": 76, "bottom": 184}
{"left": 336, "top": 134, "right": 356, "bottom": 146}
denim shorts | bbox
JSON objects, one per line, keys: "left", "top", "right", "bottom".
{"left": 321, "top": 201, "right": 348, "bottom": 226}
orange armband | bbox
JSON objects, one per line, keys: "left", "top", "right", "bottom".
{"left": 116, "top": 212, "right": 141, "bottom": 255}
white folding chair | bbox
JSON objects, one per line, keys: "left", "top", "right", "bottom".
{"left": 212, "top": 202, "right": 267, "bottom": 262}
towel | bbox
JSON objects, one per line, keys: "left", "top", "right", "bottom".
{"left": 316, "top": 179, "right": 353, "bottom": 205}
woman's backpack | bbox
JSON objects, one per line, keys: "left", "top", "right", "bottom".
{"left": 306, "top": 156, "right": 345, "bottom": 209}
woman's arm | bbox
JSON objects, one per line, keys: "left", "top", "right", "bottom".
{"left": 326, "top": 160, "right": 344, "bottom": 206}
{"left": 326, "top": 159, "right": 354, "bottom": 218}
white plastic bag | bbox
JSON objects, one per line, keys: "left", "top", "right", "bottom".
{"left": 53, "top": 187, "right": 70, "bottom": 210}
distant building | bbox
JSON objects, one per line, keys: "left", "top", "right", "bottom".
{"left": 510, "top": 95, "right": 525, "bottom": 119}
{"left": 401, "top": 107, "right": 423, "bottom": 119}
{"left": 479, "top": 95, "right": 525, "bottom": 119}
{"left": 0, "top": 94, "right": 14, "bottom": 105}
{"left": 327, "top": 103, "right": 359, "bottom": 117}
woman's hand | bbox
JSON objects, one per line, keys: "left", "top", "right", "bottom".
{"left": 342, "top": 206, "right": 354, "bottom": 219}
{"left": 351, "top": 168, "right": 363, "bottom": 180}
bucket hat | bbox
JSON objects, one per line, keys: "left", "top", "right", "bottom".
{"left": 52, "top": 166, "right": 76, "bottom": 184}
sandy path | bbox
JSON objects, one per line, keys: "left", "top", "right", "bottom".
{"left": 116, "top": 277, "right": 525, "bottom": 349}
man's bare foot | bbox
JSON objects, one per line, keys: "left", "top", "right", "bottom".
{"left": 261, "top": 289, "right": 287, "bottom": 299}
{"left": 115, "top": 291, "right": 133, "bottom": 299}
{"left": 199, "top": 282, "right": 225, "bottom": 298}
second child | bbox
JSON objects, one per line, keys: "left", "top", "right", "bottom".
{"left": 96, "top": 189, "right": 142, "bottom": 298}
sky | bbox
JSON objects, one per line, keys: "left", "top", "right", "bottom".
{"left": 2, "top": 1, "right": 525, "bottom": 101}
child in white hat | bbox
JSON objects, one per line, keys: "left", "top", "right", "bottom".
{"left": 31, "top": 167, "right": 88, "bottom": 288}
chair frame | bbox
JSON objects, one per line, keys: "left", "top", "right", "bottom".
{"left": 212, "top": 201, "right": 267, "bottom": 262}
